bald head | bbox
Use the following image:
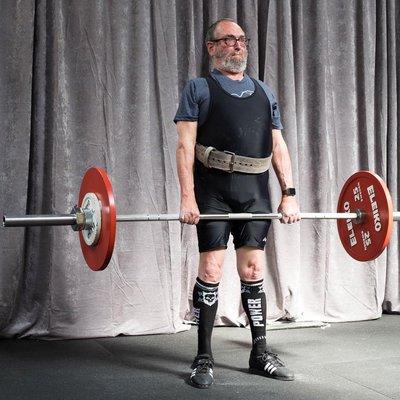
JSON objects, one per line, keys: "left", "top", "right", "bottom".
{"left": 205, "top": 18, "right": 243, "bottom": 42}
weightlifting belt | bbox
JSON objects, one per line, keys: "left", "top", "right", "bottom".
{"left": 195, "top": 143, "right": 272, "bottom": 174}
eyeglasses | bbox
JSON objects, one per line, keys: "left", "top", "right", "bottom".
{"left": 210, "top": 36, "right": 250, "bottom": 47}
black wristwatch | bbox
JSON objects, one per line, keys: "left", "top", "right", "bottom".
{"left": 282, "top": 188, "right": 296, "bottom": 196}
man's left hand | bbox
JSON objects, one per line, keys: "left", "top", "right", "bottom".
{"left": 278, "top": 196, "right": 300, "bottom": 224}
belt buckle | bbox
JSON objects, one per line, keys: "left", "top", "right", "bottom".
{"left": 224, "top": 150, "right": 236, "bottom": 173}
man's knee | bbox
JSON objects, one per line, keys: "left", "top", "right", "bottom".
{"left": 198, "top": 254, "right": 224, "bottom": 283}
{"left": 238, "top": 259, "right": 264, "bottom": 281}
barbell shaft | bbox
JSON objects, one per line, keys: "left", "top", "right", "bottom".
{"left": 2, "top": 211, "right": 363, "bottom": 226}
{"left": 4, "top": 211, "right": 400, "bottom": 227}
{"left": 116, "top": 212, "right": 361, "bottom": 222}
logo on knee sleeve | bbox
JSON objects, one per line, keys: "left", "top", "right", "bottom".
{"left": 241, "top": 283, "right": 265, "bottom": 294}
{"left": 198, "top": 291, "right": 218, "bottom": 306}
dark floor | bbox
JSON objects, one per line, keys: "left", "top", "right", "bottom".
{"left": 0, "top": 315, "right": 399, "bottom": 400}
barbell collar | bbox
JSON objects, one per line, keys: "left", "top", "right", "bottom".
{"left": 70, "top": 206, "right": 85, "bottom": 231}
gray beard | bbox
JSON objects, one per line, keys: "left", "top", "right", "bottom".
{"left": 221, "top": 56, "right": 247, "bottom": 73}
{"left": 212, "top": 54, "right": 247, "bottom": 73}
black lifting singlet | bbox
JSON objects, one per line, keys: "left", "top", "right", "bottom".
{"left": 197, "top": 76, "right": 272, "bottom": 158}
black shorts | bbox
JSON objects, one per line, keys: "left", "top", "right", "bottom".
{"left": 194, "top": 161, "right": 272, "bottom": 253}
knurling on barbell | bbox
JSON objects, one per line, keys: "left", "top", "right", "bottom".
{"left": 2, "top": 167, "right": 399, "bottom": 270}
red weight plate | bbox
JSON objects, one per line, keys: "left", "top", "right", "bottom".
{"left": 337, "top": 171, "right": 393, "bottom": 261}
{"left": 78, "top": 167, "right": 116, "bottom": 271}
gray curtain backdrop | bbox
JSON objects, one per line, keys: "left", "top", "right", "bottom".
{"left": 0, "top": 0, "right": 399, "bottom": 339}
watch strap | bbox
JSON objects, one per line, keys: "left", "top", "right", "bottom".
{"left": 282, "top": 188, "right": 296, "bottom": 196}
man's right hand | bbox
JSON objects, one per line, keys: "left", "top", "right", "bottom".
{"left": 179, "top": 197, "right": 200, "bottom": 225}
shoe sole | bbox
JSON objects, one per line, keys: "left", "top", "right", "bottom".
{"left": 189, "top": 379, "right": 214, "bottom": 389}
{"left": 249, "top": 368, "right": 295, "bottom": 381}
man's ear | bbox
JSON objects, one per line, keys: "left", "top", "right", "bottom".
{"left": 206, "top": 42, "right": 215, "bottom": 56}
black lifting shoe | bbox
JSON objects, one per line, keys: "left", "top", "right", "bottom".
{"left": 189, "top": 355, "right": 214, "bottom": 389}
{"left": 249, "top": 350, "right": 295, "bottom": 381}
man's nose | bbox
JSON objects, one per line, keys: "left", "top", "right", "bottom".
{"left": 234, "top": 40, "right": 241, "bottom": 49}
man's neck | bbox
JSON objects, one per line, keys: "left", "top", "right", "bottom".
{"left": 214, "top": 68, "right": 244, "bottom": 81}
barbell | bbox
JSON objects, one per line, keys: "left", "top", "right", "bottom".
{"left": 2, "top": 167, "right": 399, "bottom": 271}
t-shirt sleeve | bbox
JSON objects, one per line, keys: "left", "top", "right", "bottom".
{"left": 270, "top": 95, "right": 284, "bottom": 130}
{"left": 257, "top": 81, "right": 284, "bottom": 130}
{"left": 174, "top": 80, "right": 200, "bottom": 123}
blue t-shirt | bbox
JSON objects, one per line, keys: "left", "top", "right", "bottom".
{"left": 174, "top": 69, "right": 283, "bottom": 129}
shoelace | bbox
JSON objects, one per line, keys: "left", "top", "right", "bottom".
{"left": 260, "top": 351, "right": 285, "bottom": 367}
{"left": 195, "top": 359, "right": 214, "bottom": 374}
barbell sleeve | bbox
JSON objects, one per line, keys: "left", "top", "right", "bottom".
{"left": 3, "top": 214, "right": 77, "bottom": 227}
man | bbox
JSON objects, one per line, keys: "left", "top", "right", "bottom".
{"left": 175, "top": 18, "right": 300, "bottom": 389}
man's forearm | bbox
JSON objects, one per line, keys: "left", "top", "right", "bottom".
{"left": 271, "top": 130, "right": 295, "bottom": 191}
{"left": 271, "top": 130, "right": 300, "bottom": 223}
{"left": 176, "top": 121, "right": 198, "bottom": 201}
{"left": 176, "top": 143, "right": 196, "bottom": 200}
